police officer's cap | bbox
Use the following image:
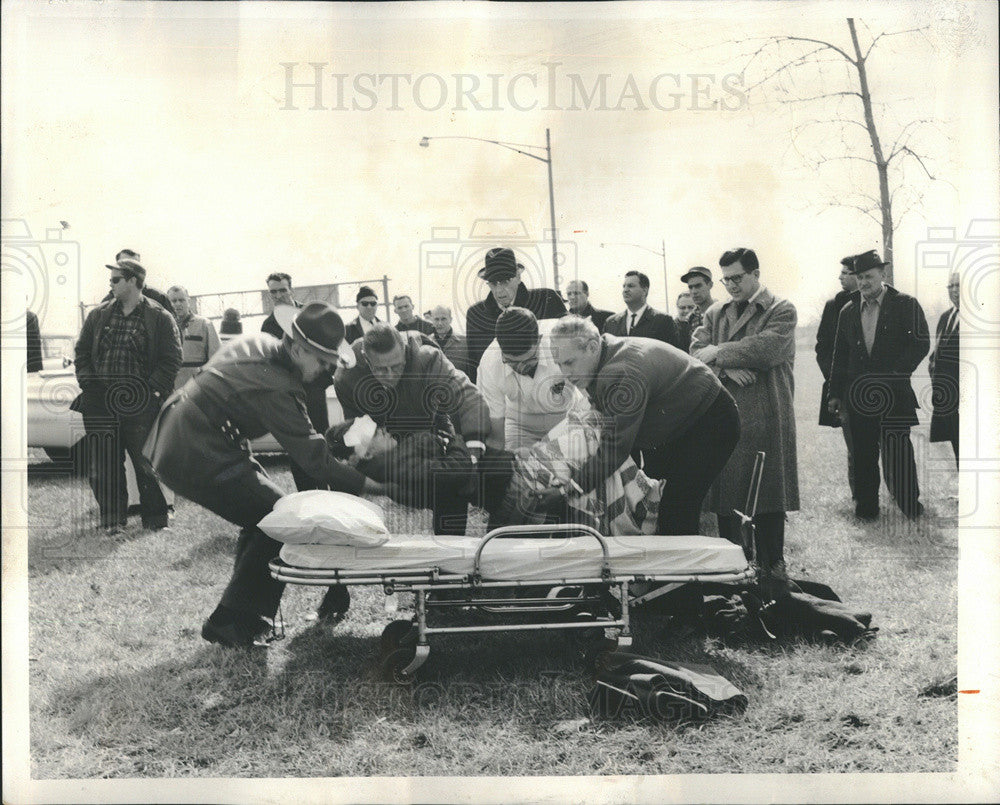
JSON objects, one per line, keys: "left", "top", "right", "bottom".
{"left": 274, "top": 301, "right": 356, "bottom": 368}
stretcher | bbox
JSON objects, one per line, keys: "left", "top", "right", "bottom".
{"left": 269, "top": 523, "right": 754, "bottom": 682}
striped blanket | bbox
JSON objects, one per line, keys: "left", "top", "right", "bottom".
{"left": 503, "top": 411, "right": 665, "bottom": 535}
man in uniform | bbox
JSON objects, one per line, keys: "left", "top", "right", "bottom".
{"left": 565, "top": 279, "right": 613, "bottom": 332}
{"left": 829, "top": 250, "right": 929, "bottom": 519}
{"left": 167, "top": 285, "right": 221, "bottom": 388}
{"left": 393, "top": 294, "right": 435, "bottom": 335}
{"left": 334, "top": 324, "right": 491, "bottom": 536}
{"left": 815, "top": 256, "right": 859, "bottom": 501}
{"left": 260, "top": 272, "right": 333, "bottom": 492}
{"left": 602, "top": 271, "right": 682, "bottom": 350}
{"left": 75, "top": 258, "right": 181, "bottom": 532}
{"left": 464, "top": 248, "right": 566, "bottom": 382}
{"left": 477, "top": 307, "right": 589, "bottom": 451}
{"left": 146, "top": 302, "right": 391, "bottom": 648}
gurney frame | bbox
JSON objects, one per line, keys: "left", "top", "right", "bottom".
{"left": 270, "top": 523, "right": 755, "bottom": 682}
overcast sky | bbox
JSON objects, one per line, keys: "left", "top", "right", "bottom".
{"left": 2, "top": 1, "right": 997, "bottom": 335}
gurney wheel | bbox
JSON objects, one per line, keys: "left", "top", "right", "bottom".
{"left": 380, "top": 647, "right": 417, "bottom": 685}
{"left": 380, "top": 619, "right": 416, "bottom": 655}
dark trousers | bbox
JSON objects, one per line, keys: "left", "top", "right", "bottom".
{"left": 840, "top": 410, "right": 857, "bottom": 501}
{"left": 80, "top": 383, "right": 168, "bottom": 528}
{"left": 166, "top": 461, "right": 287, "bottom": 620}
{"left": 849, "top": 412, "right": 921, "bottom": 516}
{"left": 641, "top": 388, "right": 741, "bottom": 535}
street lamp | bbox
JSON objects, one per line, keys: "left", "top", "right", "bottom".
{"left": 600, "top": 240, "right": 669, "bottom": 310}
{"left": 419, "top": 130, "right": 561, "bottom": 291}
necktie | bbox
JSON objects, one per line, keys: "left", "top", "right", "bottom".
{"left": 629, "top": 313, "right": 637, "bottom": 334}
{"left": 736, "top": 301, "right": 749, "bottom": 316}
{"left": 947, "top": 308, "right": 959, "bottom": 336}
{"left": 861, "top": 299, "right": 879, "bottom": 355}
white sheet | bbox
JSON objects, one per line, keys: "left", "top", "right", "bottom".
{"left": 278, "top": 533, "right": 749, "bottom": 581}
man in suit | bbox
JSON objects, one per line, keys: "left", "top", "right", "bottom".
{"left": 602, "top": 271, "right": 682, "bottom": 350}
{"left": 334, "top": 324, "right": 491, "bottom": 536}
{"left": 430, "top": 305, "right": 471, "bottom": 379}
{"left": 344, "top": 286, "right": 383, "bottom": 345}
{"left": 393, "top": 294, "right": 435, "bottom": 336}
{"left": 565, "top": 279, "right": 612, "bottom": 332}
{"left": 260, "top": 272, "right": 333, "bottom": 492}
{"left": 465, "top": 248, "right": 566, "bottom": 383}
{"left": 929, "top": 272, "right": 960, "bottom": 466}
{"left": 691, "top": 247, "right": 799, "bottom": 598}
{"left": 681, "top": 266, "right": 716, "bottom": 331}
{"left": 815, "top": 256, "right": 860, "bottom": 501}
{"left": 545, "top": 315, "right": 739, "bottom": 537}
{"left": 829, "top": 250, "right": 930, "bottom": 520}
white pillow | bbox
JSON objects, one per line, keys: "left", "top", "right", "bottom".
{"left": 258, "top": 490, "right": 390, "bottom": 547}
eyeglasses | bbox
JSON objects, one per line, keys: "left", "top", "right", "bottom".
{"left": 720, "top": 273, "right": 749, "bottom": 287}
{"left": 359, "top": 300, "right": 378, "bottom": 307}
{"left": 109, "top": 275, "right": 131, "bottom": 284}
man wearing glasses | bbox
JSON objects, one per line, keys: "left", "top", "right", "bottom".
{"left": 477, "top": 307, "right": 589, "bottom": 451}
{"left": 691, "top": 247, "right": 799, "bottom": 599}
{"left": 345, "top": 286, "right": 383, "bottom": 345}
{"left": 74, "top": 258, "right": 181, "bottom": 533}
{"left": 260, "top": 272, "right": 333, "bottom": 492}
{"left": 333, "top": 324, "right": 491, "bottom": 536}
{"left": 465, "top": 248, "right": 566, "bottom": 383}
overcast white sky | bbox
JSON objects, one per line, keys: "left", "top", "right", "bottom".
{"left": 2, "top": 0, "right": 997, "bottom": 335}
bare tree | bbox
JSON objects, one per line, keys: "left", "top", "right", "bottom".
{"left": 740, "top": 18, "right": 948, "bottom": 282}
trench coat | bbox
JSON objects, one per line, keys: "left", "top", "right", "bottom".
{"left": 691, "top": 288, "right": 799, "bottom": 515}
{"left": 929, "top": 308, "right": 959, "bottom": 443}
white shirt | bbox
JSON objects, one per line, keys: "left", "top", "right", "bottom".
{"left": 359, "top": 316, "right": 380, "bottom": 334}
{"left": 477, "top": 320, "right": 590, "bottom": 449}
{"left": 624, "top": 304, "right": 648, "bottom": 334}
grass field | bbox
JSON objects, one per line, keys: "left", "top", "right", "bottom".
{"left": 24, "top": 345, "right": 959, "bottom": 778}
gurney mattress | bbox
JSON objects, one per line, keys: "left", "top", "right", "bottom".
{"left": 279, "top": 534, "right": 748, "bottom": 581}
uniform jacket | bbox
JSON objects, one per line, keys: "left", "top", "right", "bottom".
{"left": 929, "top": 307, "right": 959, "bottom": 443}
{"left": 145, "top": 335, "right": 365, "bottom": 494}
{"left": 434, "top": 329, "right": 472, "bottom": 379}
{"left": 691, "top": 289, "right": 799, "bottom": 514}
{"left": 573, "top": 303, "right": 613, "bottom": 333}
{"left": 261, "top": 301, "right": 332, "bottom": 430}
{"left": 815, "top": 289, "right": 853, "bottom": 427}
{"left": 175, "top": 313, "right": 221, "bottom": 388}
{"left": 603, "top": 306, "right": 682, "bottom": 350}
{"left": 572, "top": 334, "right": 722, "bottom": 494}
{"left": 830, "top": 285, "right": 929, "bottom": 426}
{"left": 465, "top": 284, "right": 566, "bottom": 383}
{"left": 334, "top": 331, "right": 491, "bottom": 444}
{"left": 75, "top": 296, "right": 182, "bottom": 398}
{"left": 345, "top": 315, "right": 382, "bottom": 346}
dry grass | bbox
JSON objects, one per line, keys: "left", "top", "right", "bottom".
{"left": 25, "top": 346, "right": 958, "bottom": 777}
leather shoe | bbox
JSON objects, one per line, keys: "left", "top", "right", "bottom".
{"left": 201, "top": 614, "right": 272, "bottom": 648}
{"left": 854, "top": 504, "right": 879, "bottom": 521}
{"left": 317, "top": 584, "right": 351, "bottom": 622}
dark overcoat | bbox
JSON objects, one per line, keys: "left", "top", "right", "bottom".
{"left": 815, "top": 289, "right": 852, "bottom": 427}
{"left": 829, "top": 286, "right": 929, "bottom": 427}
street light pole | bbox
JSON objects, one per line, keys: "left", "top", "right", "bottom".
{"left": 420, "top": 130, "right": 560, "bottom": 291}
{"left": 600, "top": 240, "right": 670, "bottom": 310}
